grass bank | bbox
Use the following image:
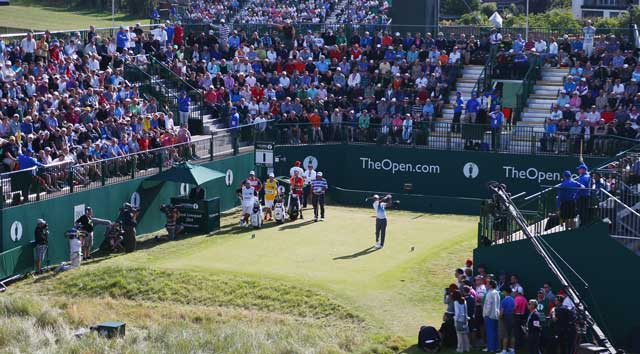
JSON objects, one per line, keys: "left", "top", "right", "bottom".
{"left": 0, "top": 2, "right": 146, "bottom": 33}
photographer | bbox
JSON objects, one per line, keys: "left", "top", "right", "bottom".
{"left": 34, "top": 219, "right": 49, "bottom": 274}
{"left": 118, "top": 203, "right": 139, "bottom": 252}
{"left": 161, "top": 204, "right": 181, "bottom": 241}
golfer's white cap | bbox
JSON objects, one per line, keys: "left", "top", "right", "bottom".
{"left": 317, "top": 172, "right": 323, "bottom": 176}
{"left": 373, "top": 194, "right": 380, "bottom": 199}
{"left": 269, "top": 172, "right": 275, "bottom": 177}
{"left": 37, "top": 218, "right": 46, "bottom": 224}
{"left": 249, "top": 171, "right": 255, "bottom": 175}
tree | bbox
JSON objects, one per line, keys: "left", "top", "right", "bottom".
{"left": 529, "top": 0, "right": 552, "bottom": 13}
{"left": 458, "top": 11, "right": 490, "bottom": 26}
{"left": 441, "top": 0, "right": 480, "bottom": 17}
{"left": 480, "top": 2, "right": 497, "bottom": 18}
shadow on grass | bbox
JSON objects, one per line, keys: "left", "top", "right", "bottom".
{"left": 278, "top": 219, "right": 315, "bottom": 230}
{"left": 399, "top": 344, "right": 423, "bottom": 354}
{"left": 333, "top": 246, "right": 378, "bottom": 260}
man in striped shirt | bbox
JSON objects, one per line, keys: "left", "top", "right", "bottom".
{"left": 311, "top": 172, "right": 328, "bottom": 222}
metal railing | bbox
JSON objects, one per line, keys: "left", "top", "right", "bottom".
{"left": 513, "top": 57, "right": 540, "bottom": 122}
{"left": 147, "top": 57, "right": 206, "bottom": 124}
{"left": 478, "top": 147, "right": 640, "bottom": 254}
{"left": 1, "top": 23, "right": 635, "bottom": 49}
{"left": 266, "top": 121, "right": 640, "bottom": 157}
{"left": 0, "top": 121, "right": 265, "bottom": 209}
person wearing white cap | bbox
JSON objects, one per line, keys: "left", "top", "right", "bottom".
{"left": 365, "top": 194, "right": 394, "bottom": 249}
{"left": 302, "top": 161, "right": 316, "bottom": 208}
{"left": 241, "top": 170, "right": 263, "bottom": 193}
{"left": 310, "top": 171, "right": 328, "bottom": 222}
{"left": 34, "top": 218, "right": 49, "bottom": 274}
{"left": 263, "top": 173, "right": 279, "bottom": 221}
{"left": 238, "top": 179, "right": 256, "bottom": 227}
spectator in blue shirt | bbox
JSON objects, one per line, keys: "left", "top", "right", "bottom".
{"left": 558, "top": 171, "right": 583, "bottom": 229}
{"left": 177, "top": 90, "right": 191, "bottom": 126}
{"left": 500, "top": 287, "right": 516, "bottom": 354}
{"left": 465, "top": 93, "right": 480, "bottom": 123}
{"left": 512, "top": 34, "right": 524, "bottom": 53}
{"left": 165, "top": 22, "right": 174, "bottom": 44}
{"left": 18, "top": 149, "right": 44, "bottom": 174}
{"left": 490, "top": 106, "right": 504, "bottom": 151}
{"left": 563, "top": 76, "right": 577, "bottom": 93}
{"left": 116, "top": 26, "right": 129, "bottom": 52}
{"left": 452, "top": 92, "right": 464, "bottom": 133}
{"left": 576, "top": 163, "right": 592, "bottom": 224}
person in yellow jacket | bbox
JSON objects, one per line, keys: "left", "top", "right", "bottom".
{"left": 263, "top": 173, "right": 279, "bottom": 221}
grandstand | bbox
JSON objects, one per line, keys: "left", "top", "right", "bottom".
{"left": 1, "top": 2, "right": 640, "bottom": 353}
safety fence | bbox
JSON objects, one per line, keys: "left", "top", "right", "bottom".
{"left": 0, "top": 122, "right": 261, "bottom": 209}
{"left": 266, "top": 121, "right": 640, "bottom": 157}
{"left": 478, "top": 147, "right": 640, "bottom": 254}
{"left": 1, "top": 23, "right": 635, "bottom": 49}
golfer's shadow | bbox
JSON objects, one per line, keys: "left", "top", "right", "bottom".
{"left": 333, "top": 246, "right": 378, "bottom": 260}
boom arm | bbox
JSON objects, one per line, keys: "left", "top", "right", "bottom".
{"left": 487, "top": 182, "right": 616, "bottom": 354}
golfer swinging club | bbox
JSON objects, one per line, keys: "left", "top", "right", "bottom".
{"left": 367, "top": 194, "right": 393, "bottom": 249}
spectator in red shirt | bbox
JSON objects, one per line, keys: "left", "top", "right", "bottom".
{"left": 514, "top": 290, "right": 528, "bottom": 348}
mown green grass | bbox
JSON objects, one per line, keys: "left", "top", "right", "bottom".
{"left": 0, "top": 2, "right": 146, "bottom": 33}
{"left": 9, "top": 206, "right": 478, "bottom": 353}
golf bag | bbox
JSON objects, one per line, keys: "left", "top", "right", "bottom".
{"left": 273, "top": 197, "right": 286, "bottom": 224}
{"left": 250, "top": 197, "right": 263, "bottom": 228}
{"left": 418, "top": 326, "right": 441, "bottom": 352}
{"left": 287, "top": 192, "right": 300, "bottom": 221}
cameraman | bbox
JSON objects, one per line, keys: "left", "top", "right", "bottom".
{"left": 118, "top": 203, "right": 139, "bottom": 252}
{"left": 34, "top": 218, "right": 49, "bottom": 274}
{"left": 162, "top": 204, "right": 181, "bottom": 241}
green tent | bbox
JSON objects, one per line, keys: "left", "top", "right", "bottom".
{"left": 145, "top": 162, "right": 225, "bottom": 186}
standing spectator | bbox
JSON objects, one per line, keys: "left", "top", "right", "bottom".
{"left": 465, "top": 93, "right": 479, "bottom": 124}
{"left": 514, "top": 290, "right": 528, "bottom": 349}
{"left": 489, "top": 28, "right": 503, "bottom": 57}
{"left": 474, "top": 276, "right": 487, "bottom": 347}
{"left": 527, "top": 300, "right": 543, "bottom": 354}
{"left": 583, "top": 20, "right": 596, "bottom": 58}
{"left": 483, "top": 280, "right": 501, "bottom": 353}
{"left": 311, "top": 171, "right": 328, "bottom": 222}
{"left": 490, "top": 106, "right": 504, "bottom": 151}
{"left": 452, "top": 92, "right": 464, "bottom": 133}
{"left": 552, "top": 295, "right": 576, "bottom": 354}
{"left": 557, "top": 171, "right": 583, "bottom": 229}
{"left": 177, "top": 90, "right": 191, "bottom": 126}
{"left": 576, "top": 163, "right": 592, "bottom": 225}
{"left": 453, "top": 289, "right": 471, "bottom": 353}
{"left": 34, "top": 218, "right": 49, "bottom": 274}
{"left": 20, "top": 32, "right": 36, "bottom": 64}
{"left": 116, "top": 26, "right": 129, "bottom": 53}
{"left": 499, "top": 287, "right": 516, "bottom": 354}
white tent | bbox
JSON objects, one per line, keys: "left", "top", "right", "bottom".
{"left": 489, "top": 12, "right": 503, "bottom": 29}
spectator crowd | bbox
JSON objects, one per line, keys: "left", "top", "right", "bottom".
{"left": 443, "top": 259, "right": 580, "bottom": 354}
{"left": 3, "top": 17, "right": 640, "bottom": 204}
{"left": 0, "top": 24, "right": 196, "bottom": 203}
